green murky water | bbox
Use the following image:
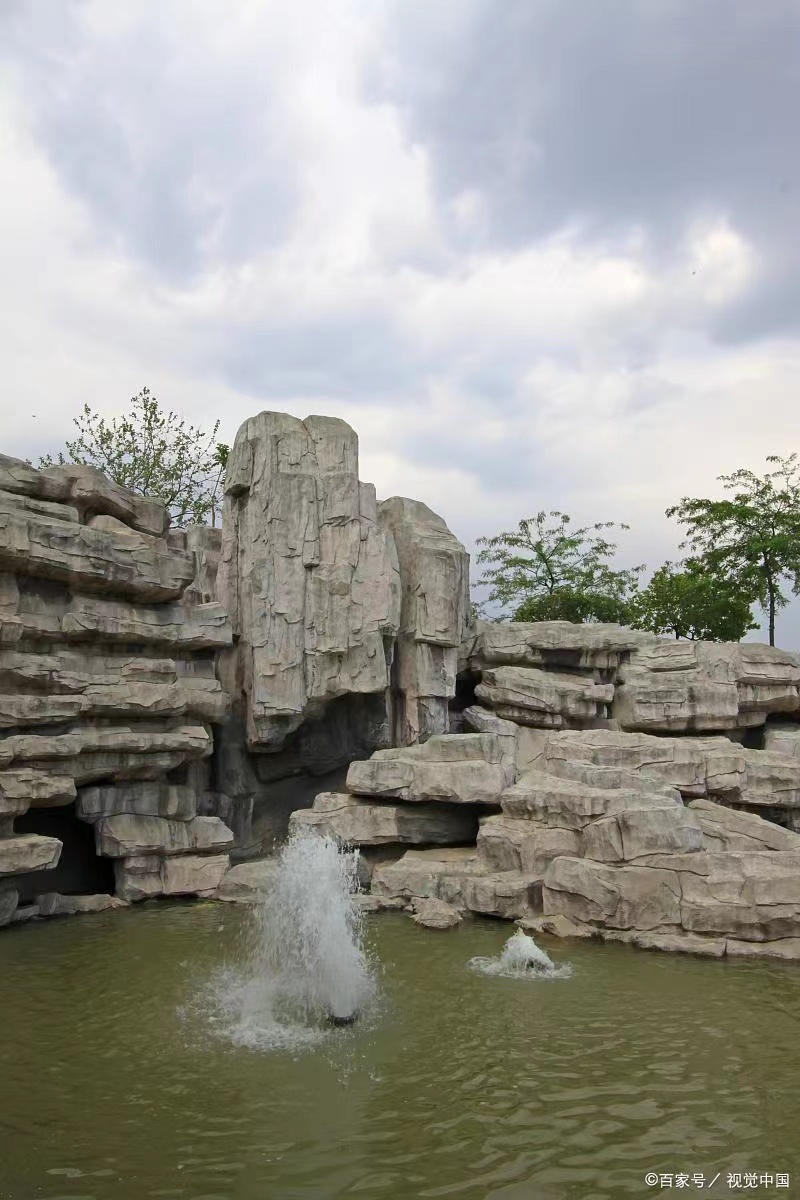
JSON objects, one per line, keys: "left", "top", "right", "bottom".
{"left": 1, "top": 904, "right": 799, "bottom": 1200}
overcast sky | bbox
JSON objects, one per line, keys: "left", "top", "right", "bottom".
{"left": 2, "top": 1, "right": 799, "bottom": 642}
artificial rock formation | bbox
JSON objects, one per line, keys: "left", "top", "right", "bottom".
{"left": 0, "top": 412, "right": 471, "bottom": 924}
{"left": 213, "top": 413, "right": 470, "bottom": 854}
{"left": 614, "top": 639, "right": 800, "bottom": 733}
{"left": 378, "top": 497, "right": 471, "bottom": 745}
{"left": 321, "top": 619, "right": 800, "bottom": 958}
{"left": 7, "top": 414, "right": 800, "bottom": 964}
{"left": 217, "top": 413, "right": 402, "bottom": 752}
{"left": 0, "top": 454, "right": 234, "bottom": 924}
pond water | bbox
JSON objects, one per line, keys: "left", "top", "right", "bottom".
{"left": 1, "top": 903, "right": 799, "bottom": 1200}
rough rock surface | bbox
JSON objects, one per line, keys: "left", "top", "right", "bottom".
{"left": 335, "top": 680, "right": 800, "bottom": 956}
{"left": 475, "top": 666, "right": 613, "bottom": 728}
{"left": 288, "top": 791, "right": 477, "bottom": 846}
{"left": 215, "top": 858, "right": 280, "bottom": 903}
{"left": 7, "top": 424, "right": 800, "bottom": 959}
{"left": 0, "top": 459, "right": 233, "bottom": 911}
{"left": 346, "top": 734, "right": 507, "bottom": 805}
{"left": 465, "top": 618, "right": 800, "bottom": 752}
{"left": 614, "top": 640, "right": 800, "bottom": 733}
{"left": 0, "top": 833, "right": 62, "bottom": 875}
{"left": 216, "top": 412, "right": 402, "bottom": 752}
{"left": 94, "top": 814, "right": 234, "bottom": 858}
{"left": 409, "top": 897, "right": 463, "bottom": 928}
{"left": 463, "top": 620, "right": 650, "bottom": 673}
{"left": 377, "top": 497, "right": 470, "bottom": 745}
{"left": 371, "top": 847, "right": 540, "bottom": 920}
{"left": 36, "top": 892, "right": 129, "bottom": 918}
{"left": 115, "top": 853, "right": 230, "bottom": 901}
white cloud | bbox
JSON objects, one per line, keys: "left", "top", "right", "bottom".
{"left": 1, "top": 0, "right": 799, "bottom": 649}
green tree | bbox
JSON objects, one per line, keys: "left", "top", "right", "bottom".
{"left": 40, "top": 388, "right": 230, "bottom": 528}
{"left": 666, "top": 454, "right": 800, "bottom": 646}
{"left": 475, "top": 510, "right": 644, "bottom": 624}
{"left": 629, "top": 560, "right": 757, "bottom": 641}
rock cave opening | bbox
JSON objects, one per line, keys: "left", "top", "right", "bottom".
{"left": 13, "top": 804, "right": 115, "bottom": 903}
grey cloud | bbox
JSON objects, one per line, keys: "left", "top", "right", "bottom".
{"left": 1, "top": 6, "right": 297, "bottom": 281}
{"left": 374, "top": 0, "right": 800, "bottom": 341}
{"left": 212, "top": 311, "right": 428, "bottom": 402}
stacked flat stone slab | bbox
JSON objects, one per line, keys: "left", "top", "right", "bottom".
{"left": 464, "top": 620, "right": 648, "bottom": 730}
{"left": 0, "top": 455, "right": 234, "bottom": 923}
{"left": 277, "top": 615, "right": 800, "bottom": 949}
{"left": 337, "top": 693, "right": 800, "bottom": 954}
{"left": 311, "top": 732, "right": 542, "bottom": 920}
{"left": 464, "top": 619, "right": 800, "bottom": 741}
{"left": 613, "top": 640, "right": 800, "bottom": 733}
{"left": 475, "top": 666, "right": 613, "bottom": 728}
{"left": 463, "top": 619, "right": 652, "bottom": 674}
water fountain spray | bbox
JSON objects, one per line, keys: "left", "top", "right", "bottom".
{"left": 212, "top": 831, "right": 376, "bottom": 1049}
{"left": 256, "top": 830, "right": 374, "bottom": 1025}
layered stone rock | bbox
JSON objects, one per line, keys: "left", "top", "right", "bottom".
{"left": 115, "top": 853, "right": 230, "bottom": 901}
{"left": 614, "top": 639, "right": 800, "bottom": 733}
{"left": 346, "top": 733, "right": 507, "bottom": 805}
{"left": 463, "top": 620, "right": 650, "bottom": 674}
{"left": 0, "top": 509, "right": 195, "bottom": 602}
{"left": 288, "top": 791, "right": 477, "bottom": 846}
{"left": 36, "top": 892, "right": 129, "bottom": 918}
{"left": 371, "top": 847, "right": 539, "bottom": 920}
{"left": 461, "top": 706, "right": 518, "bottom": 785}
{"left": 0, "top": 459, "right": 234, "bottom": 916}
{"left": 0, "top": 833, "right": 61, "bottom": 875}
{"left": 763, "top": 723, "right": 800, "bottom": 759}
{"left": 76, "top": 783, "right": 197, "bottom": 823}
{"left": 498, "top": 768, "right": 682, "bottom": 830}
{"left": 94, "top": 814, "right": 233, "bottom": 858}
{"left": 475, "top": 665, "right": 614, "bottom": 727}
{"left": 339, "top": 708, "right": 800, "bottom": 956}
{"left": 409, "top": 897, "right": 463, "bottom": 928}
{"left": 689, "top": 797, "right": 800, "bottom": 852}
{"left": 476, "top": 815, "right": 579, "bottom": 874}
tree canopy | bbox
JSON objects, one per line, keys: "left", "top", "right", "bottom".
{"left": 475, "top": 510, "right": 643, "bottom": 624}
{"left": 629, "top": 560, "right": 757, "bottom": 642}
{"left": 40, "top": 388, "right": 229, "bottom": 528}
{"left": 666, "top": 454, "right": 800, "bottom": 646}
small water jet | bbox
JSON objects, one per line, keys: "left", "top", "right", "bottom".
{"left": 210, "top": 831, "right": 376, "bottom": 1050}
{"left": 468, "top": 928, "right": 573, "bottom": 980}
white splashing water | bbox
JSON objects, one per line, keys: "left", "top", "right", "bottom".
{"left": 208, "top": 832, "right": 377, "bottom": 1052}
{"left": 469, "top": 929, "right": 573, "bottom": 980}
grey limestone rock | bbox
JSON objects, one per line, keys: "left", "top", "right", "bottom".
{"left": 0, "top": 833, "right": 62, "bottom": 876}
{"left": 114, "top": 853, "right": 230, "bottom": 901}
{"left": 77, "top": 783, "right": 197, "bottom": 824}
{"left": 371, "top": 846, "right": 539, "bottom": 920}
{"left": 36, "top": 892, "right": 129, "bottom": 917}
{"left": 346, "top": 733, "right": 507, "bottom": 805}
{"left": 464, "top": 619, "right": 650, "bottom": 673}
{"left": 0, "top": 509, "right": 194, "bottom": 601}
{"left": 475, "top": 665, "right": 613, "bottom": 728}
{"left": 94, "top": 814, "right": 234, "bottom": 858}
{"left": 409, "top": 897, "right": 463, "bottom": 929}
{"left": 217, "top": 412, "right": 401, "bottom": 751}
{"left": 378, "top": 496, "right": 470, "bottom": 745}
{"left": 288, "top": 791, "right": 477, "bottom": 846}
{"left": 0, "top": 456, "right": 233, "bottom": 916}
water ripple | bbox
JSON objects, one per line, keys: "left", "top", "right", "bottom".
{"left": 1, "top": 906, "right": 799, "bottom": 1199}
